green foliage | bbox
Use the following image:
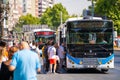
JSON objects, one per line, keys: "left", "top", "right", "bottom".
{"left": 70, "top": 14, "right": 78, "bottom": 18}
{"left": 95, "top": 0, "right": 120, "bottom": 34}
{"left": 19, "top": 14, "right": 40, "bottom": 26}
{"left": 40, "top": 8, "right": 52, "bottom": 26}
{"left": 40, "top": 3, "right": 69, "bottom": 29}
{"left": 14, "top": 14, "right": 41, "bottom": 32}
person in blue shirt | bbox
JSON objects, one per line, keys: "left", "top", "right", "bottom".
{"left": 9, "top": 41, "right": 41, "bottom": 80}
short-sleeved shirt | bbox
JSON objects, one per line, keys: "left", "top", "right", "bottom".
{"left": 10, "top": 49, "right": 41, "bottom": 80}
{"left": 48, "top": 46, "right": 56, "bottom": 59}
{"left": 58, "top": 46, "right": 65, "bottom": 59}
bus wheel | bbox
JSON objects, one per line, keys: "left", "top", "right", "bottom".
{"left": 101, "top": 69, "right": 108, "bottom": 73}
{"left": 66, "top": 68, "right": 71, "bottom": 73}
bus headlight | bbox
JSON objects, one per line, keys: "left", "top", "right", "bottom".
{"left": 79, "top": 61, "right": 82, "bottom": 64}
{"left": 99, "top": 62, "right": 102, "bottom": 64}
{"left": 110, "top": 60, "right": 112, "bottom": 62}
{"left": 69, "top": 60, "right": 73, "bottom": 64}
{"left": 72, "top": 62, "right": 74, "bottom": 64}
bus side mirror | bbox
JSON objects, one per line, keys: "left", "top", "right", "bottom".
{"left": 65, "top": 25, "right": 66, "bottom": 27}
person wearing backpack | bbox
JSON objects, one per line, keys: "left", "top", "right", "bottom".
{"left": 42, "top": 43, "right": 48, "bottom": 73}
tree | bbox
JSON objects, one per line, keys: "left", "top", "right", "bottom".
{"left": 13, "top": 14, "right": 41, "bottom": 41}
{"left": 40, "top": 8, "right": 52, "bottom": 27}
{"left": 19, "top": 14, "right": 40, "bottom": 25}
{"left": 14, "top": 14, "right": 41, "bottom": 32}
{"left": 40, "top": 3, "right": 69, "bottom": 29}
{"left": 95, "top": 0, "right": 120, "bottom": 34}
{"left": 70, "top": 14, "right": 78, "bottom": 18}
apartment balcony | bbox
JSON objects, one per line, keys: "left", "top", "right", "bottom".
{"left": 13, "top": 15, "right": 19, "bottom": 19}
{"left": 13, "top": 10, "right": 18, "bottom": 14}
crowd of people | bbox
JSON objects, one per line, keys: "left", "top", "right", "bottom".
{"left": 0, "top": 40, "right": 41, "bottom": 80}
{"left": 29, "top": 40, "right": 66, "bottom": 74}
{"left": 41, "top": 40, "right": 66, "bottom": 74}
{"left": 0, "top": 40, "right": 66, "bottom": 80}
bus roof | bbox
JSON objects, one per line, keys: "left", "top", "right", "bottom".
{"left": 66, "top": 17, "right": 83, "bottom": 22}
{"left": 32, "top": 28, "right": 55, "bottom": 32}
{"left": 66, "top": 17, "right": 103, "bottom": 22}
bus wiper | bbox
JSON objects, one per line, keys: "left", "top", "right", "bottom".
{"left": 98, "top": 45, "right": 108, "bottom": 51}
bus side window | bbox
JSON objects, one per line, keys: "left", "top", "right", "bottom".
{"left": 109, "top": 35, "right": 112, "bottom": 44}
{"left": 99, "top": 38, "right": 107, "bottom": 44}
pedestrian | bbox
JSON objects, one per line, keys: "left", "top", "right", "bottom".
{"left": 45, "top": 40, "right": 52, "bottom": 72}
{"left": 57, "top": 42, "right": 65, "bottom": 73}
{"left": 117, "top": 38, "right": 120, "bottom": 48}
{"left": 48, "top": 42, "right": 58, "bottom": 73}
{"left": 9, "top": 41, "right": 41, "bottom": 80}
{"left": 35, "top": 43, "right": 41, "bottom": 56}
{"left": 41, "top": 43, "right": 48, "bottom": 73}
{"left": 0, "top": 41, "right": 9, "bottom": 80}
{"left": 0, "top": 46, "right": 19, "bottom": 80}
{"left": 31, "top": 41, "right": 37, "bottom": 51}
{"left": 0, "top": 41, "right": 9, "bottom": 61}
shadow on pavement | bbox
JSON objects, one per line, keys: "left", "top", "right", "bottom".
{"left": 63, "top": 68, "right": 109, "bottom": 74}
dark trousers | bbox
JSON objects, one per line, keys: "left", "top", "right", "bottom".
{"left": 0, "top": 62, "right": 13, "bottom": 80}
{"left": 45, "top": 57, "right": 49, "bottom": 72}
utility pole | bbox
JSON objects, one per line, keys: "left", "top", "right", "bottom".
{"left": 60, "top": 11, "right": 62, "bottom": 25}
{"left": 91, "top": 0, "right": 94, "bottom": 19}
{"left": 88, "top": 0, "right": 95, "bottom": 19}
{"left": 58, "top": 12, "right": 63, "bottom": 45}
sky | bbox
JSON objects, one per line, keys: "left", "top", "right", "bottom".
{"left": 55, "top": 0, "right": 91, "bottom": 16}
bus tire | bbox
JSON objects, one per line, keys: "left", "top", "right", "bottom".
{"left": 101, "top": 69, "right": 108, "bottom": 73}
{"left": 66, "top": 68, "right": 71, "bottom": 72}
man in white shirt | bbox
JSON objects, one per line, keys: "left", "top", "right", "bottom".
{"left": 48, "top": 42, "right": 58, "bottom": 73}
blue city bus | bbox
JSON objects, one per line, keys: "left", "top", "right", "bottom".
{"left": 60, "top": 17, "right": 114, "bottom": 72}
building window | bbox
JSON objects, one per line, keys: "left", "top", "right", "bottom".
{"left": 38, "top": 14, "right": 42, "bottom": 17}
{"left": 23, "top": 0, "right": 26, "bottom": 3}
{"left": 38, "top": 7, "right": 42, "bottom": 9}
{"left": 23, "top": 4, "right": 26, "bottom": 12}
{"left": 38, "top": 11, "right": 42, "bottom": 13}
{"left": 38, "top": 3, "right": 42, "bottom": 5}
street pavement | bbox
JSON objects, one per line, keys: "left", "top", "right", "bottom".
{"left": 114, "top": 47, "right": 120, "bottom": 51}
{"left": 37, "top": 50, "right": 120, "bottom": 80}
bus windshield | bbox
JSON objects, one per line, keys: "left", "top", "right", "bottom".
{"left": 35, "top": 35, "right": 55, "bottom": 43}
{"left": 66, "top": 21, "right": 113, "bottom": 45}
{"left": 34, "top": 29, "right": 56, "bottom": 43}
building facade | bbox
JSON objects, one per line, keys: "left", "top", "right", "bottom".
{"left": 38, "top": 0, "right": 54, "bottom": 17}
{"left": 8, "top": 0, "right": 54, "bottom": 31}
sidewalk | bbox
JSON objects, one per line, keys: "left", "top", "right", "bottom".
{"left": 114, "top": 47, "right": 120, "bottom": 51}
